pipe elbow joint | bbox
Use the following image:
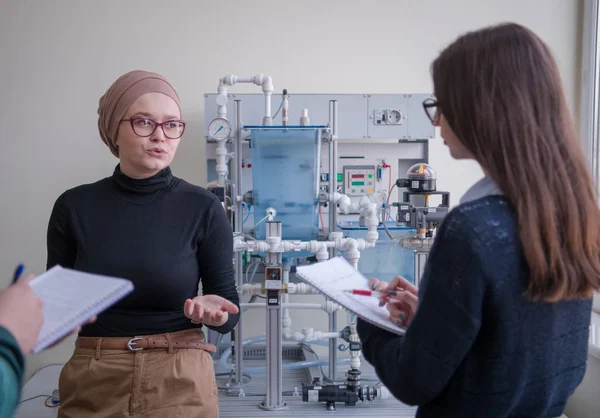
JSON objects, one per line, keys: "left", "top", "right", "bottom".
{"left": 345, "top": 238, "right": 359, "bottom": 251}
{"left": 338, "top": 195, "right": 351, "bottom": 213}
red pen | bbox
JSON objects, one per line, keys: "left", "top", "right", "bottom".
{"left": 344, "top": 289, "right": 399, "bottom": 297}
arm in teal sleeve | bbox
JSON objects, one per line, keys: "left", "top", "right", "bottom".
{"left": 0, "top": 326, "right": 25, "bottom": 417}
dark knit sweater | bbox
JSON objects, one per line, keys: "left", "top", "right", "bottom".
{"left": 358, "top": 195, "right": 591, "bottom": 418}
{"left": 46, "top": 165, "right": 239, "bottom": 337}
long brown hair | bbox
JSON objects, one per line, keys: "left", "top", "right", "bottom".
{"left": 432, "top": 23, "right": 600, "bottom": 302}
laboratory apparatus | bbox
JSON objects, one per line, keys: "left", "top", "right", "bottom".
{"left": 203, "top": 74, "right": 436, "bottom": 413}
{"left": 392, "top": 163, "right": 450, "bottom": 285}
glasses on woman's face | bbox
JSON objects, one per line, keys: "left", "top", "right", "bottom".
{"left": 121, "top": 117, "right": 186, "bottom": 139}
{"left": 422, "top": 98, "right": 439, "bottom": 125}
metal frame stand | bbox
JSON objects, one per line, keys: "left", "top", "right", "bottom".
{"left": 233, "top": 100, "right": 245, "bottom": 385}
{"left": 327, "top": 100, "right": 339, "bottom": 383}
{"left": 260, "top": 221, "right": 288, "bottom": 410}
{"left": 414, "top": 251, "right": 428, "bottom": 287}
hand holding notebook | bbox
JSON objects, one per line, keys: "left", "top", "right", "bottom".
{"left": 295, "top": 257, "right": 406, "bottom": 335}
{"left": 0, "top": 275, "right": 44, "bottom": 354}
{"left": 28, "top": 266, "right": 134, "bottom": 353}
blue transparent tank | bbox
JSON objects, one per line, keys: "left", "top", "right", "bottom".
{"left": 338, "top": 221, "right": 417, "bottom": 284}
{"left": 250, "top": 127, "right": 324, "bottom": 259}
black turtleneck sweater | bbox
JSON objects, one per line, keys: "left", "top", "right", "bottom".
{"left": 46, "top": 165, "right": 239, "bottom": 337}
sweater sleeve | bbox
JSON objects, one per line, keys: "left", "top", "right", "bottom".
{"left": 46, "top": 192, "right": 77, "bottom": 270}
{"left": 197, "top": 199, "right": 240, "bottom": 334}
{"left": 0, "top": 326, "right": 24, "bottom": 417}
{"left": 357, "top": 210, "right": 486, "bottom": 405}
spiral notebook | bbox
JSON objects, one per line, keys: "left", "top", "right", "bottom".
{"left": 295, "top": 257, "right": 406, "bottom": 336}
{"left": 29, "top": 266, "right": 134, "bottom": 353}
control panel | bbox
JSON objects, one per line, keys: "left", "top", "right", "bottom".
{"left": 343, "top": 165, "right": 376, "bottom": 196}
{"left": 319, "top": 173, "right": 344, "bottom": 194}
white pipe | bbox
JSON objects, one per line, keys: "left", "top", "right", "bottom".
{"left": 316, "top": 244, "right": 329, "bottom": 262}
{"left": 344, "top": 238, "right": 360, "bottom": 269}
{"left": 241, "top": 282, "right": 325, "bottom": 296}
{"left": 332, "top": 192, "right": 380, "bottom": 245}
{"left": 215, "top": 140, "right": 229, "bottom": 186}
{"left": 264, "top": 94, "right": 272, "bottom": 125}
{"left": 216, "top": 74, "right": 273, "bottom": 126}
{"left": 282, "top": 95, "right": 289, "bottom": 126}
{"left": 282, "top": 266, "right": 291, "bottom": 340}
{"left": 234, "top": 236, "right": 377, "bottom": 257}
{"left": 286, "top": 282, "right": 321, "bottom": 294}
{"left": 349, "top": 323, "right": 361, "bottom": 370}
{"left": 291, "top": 329, "right": 340, "bottom": 342}
{"left": 240, "top": 302, "right": 342, "bottom": 313}
{"left": 216, "top": 84, "right": 228, "bottom": 119}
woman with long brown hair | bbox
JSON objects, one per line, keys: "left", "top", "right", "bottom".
{"left": 358, "top": 23, "right": 600, "bottom": 418}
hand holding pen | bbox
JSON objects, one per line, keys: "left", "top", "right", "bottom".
{"left": 368, "top": 275, "right": 419, "bottom": 327}
{"left": 6, "top": 264, "right": 96, "bottom": 351}
{"left": 0, "top": 264, "right": 43, "bottom": 354}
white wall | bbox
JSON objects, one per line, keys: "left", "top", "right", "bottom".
{"left": 0, "top": 0, "right": 582, "bottom": 379}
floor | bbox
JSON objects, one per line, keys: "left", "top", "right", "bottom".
{"left": 15, "top": 354, "right": 417, "bottom": 417}
{"left": 215, "top": 358, "right": 416, "bottom": 417}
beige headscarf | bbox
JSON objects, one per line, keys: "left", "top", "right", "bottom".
{"left": 97, "top": 70, "right": 181, "bottom": 157}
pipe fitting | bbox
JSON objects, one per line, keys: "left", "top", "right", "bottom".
{"left": 349, "top": 323, "right": 361, "bottom": 371}
{"left": 329, "top": 231, "right": 343, "bottom": 241}
{"left": 287, "top": 283, "right": 320, "bottom": 294}
{"left": 241, "top": 283, "right": 263, "bottom": 294}
{"left": 316, "top": 245, "right": 329, "bottom": 262}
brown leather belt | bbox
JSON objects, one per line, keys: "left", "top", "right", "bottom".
{"left": 75, "top": 329, "right": 217, "bottom": 353}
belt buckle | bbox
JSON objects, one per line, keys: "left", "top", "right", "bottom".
{"left": 127, "top": 337, "right": 144, "bottom": 352}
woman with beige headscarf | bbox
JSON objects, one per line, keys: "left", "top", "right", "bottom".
{"left": 47, "top": 70, "right": 239, "bottom": 418}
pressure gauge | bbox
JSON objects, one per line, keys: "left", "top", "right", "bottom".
{"left": 208, "top": 118, "right": 232, "bottom": 141}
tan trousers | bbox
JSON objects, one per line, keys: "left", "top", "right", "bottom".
{"left": 57, "top": 330, "right": 219, "bottom": 418}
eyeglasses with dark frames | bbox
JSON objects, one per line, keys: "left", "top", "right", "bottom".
{"left": 422, "top": 98, "right": 439, "bottom": 124}
{"left": 121, "top": 117, "right": 186, "bottom": 139}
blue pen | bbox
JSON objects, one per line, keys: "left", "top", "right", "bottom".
{"left": 12, "top": 264, "right": 24, "bottom": 284}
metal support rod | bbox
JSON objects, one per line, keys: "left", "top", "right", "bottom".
{"left": 327, "top": 100, "right": 339, "bottom": 383}
{"left": 328, "top": 101, "right": 335, "bottom": 235}
{"left": 414, "top": 251, "right": 428, "bottom": 288}
{"left": 328, "top": 312, "right": 337, "bottom": 382}
{"left": 260, "top": 221, "right": 287, "bottom": 411}
{"left": 235, "top": 101, "right": 243, "bottom": 229}
{"left": 233, "top": 100, "right": 244, "bottom": 384}
{"left": 332, "top": 101, "right": 339, "bottom": 211}
{"left": 282, "top": 265, "right": 291, "bottom": 337}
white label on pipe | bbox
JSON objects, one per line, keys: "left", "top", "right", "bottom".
{"left": 308, "top": 390, "right": 319, "bottom": 402}
{"left": 265, "top": 280, "right": 282, "bottom": 290}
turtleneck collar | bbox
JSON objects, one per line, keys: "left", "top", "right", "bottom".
{"left": 111, "top": 164, "right": 174, "bottom": 196}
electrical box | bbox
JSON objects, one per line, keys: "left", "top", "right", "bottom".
{"left": 203, "top": 93, "right": 435, "bottom": 141}
{"left": 343, "top": 165, "right": 376, "bottom": 196}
